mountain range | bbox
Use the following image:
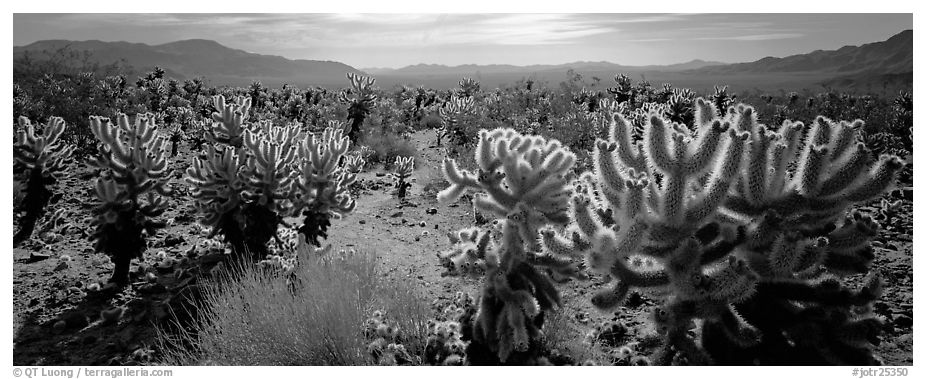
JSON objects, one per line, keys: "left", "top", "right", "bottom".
{"left": 13, "top": 39, "right": 362, "bottom": 87}
{"left": 362, "top": 59, "right": 726, "bottom": 76}
{"left": 13, "top": 30, "right": 912, "bottom": 92}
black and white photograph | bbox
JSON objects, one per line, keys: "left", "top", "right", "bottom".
{"left": 8, "top": 4, "right": 917, "bottom": 372}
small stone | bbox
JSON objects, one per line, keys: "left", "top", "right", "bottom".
{"left": 900, "top": 187, "right": 913, "bottom": 201}
{"left": 100, "top": 307, "right": 125, "bottom": 326}
{"left": 53, "top": 260, "right": 70, "bottom": 272}
{"left": 426, "top": 208, "right": 438, "bottom": 215}
{"left": 53, "top": 320, "right": 67, "bottom": 332}
{"left": 893, "top": 314, "right": 913, "bottom": 328}
{"left": 419, "top": 221, "right": 426, "bottom": 227}
{"left": 27, "top": 252, "right": 51, "bottom": 262}
{"left": 401, "top": 219, "right": 407, "bottom": 224}
{"left": 137, "top": 283, "right": 167, "bottom": 294}
{"left": 625, "top": 291, "right": 646, "bottom": 308}
{"left": 390, "top": 211, "right": 404, "bottom": 218}
{"left": 62, "top": 312, "right": 89, "bottom": 329}
{"left": 359, "top": 219, "right": 366, "bottom": 224}
{"left": 163, "top": 234, "right": 185, "bottom": 247}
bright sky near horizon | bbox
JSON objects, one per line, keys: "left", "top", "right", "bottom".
{"left": 13, "top": 13, "right": 912, "bottom": 69}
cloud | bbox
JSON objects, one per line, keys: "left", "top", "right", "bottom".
{"left": 695, "top": 33, "right": 804, "bottom": 41}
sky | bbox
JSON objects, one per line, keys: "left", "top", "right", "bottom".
{"left": 13, "top": 13, "right": 913, "bottom": 69}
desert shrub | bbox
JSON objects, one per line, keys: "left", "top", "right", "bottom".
{"left": 359, "top": 129, "right": 417, "bottom": 168}
{"left": 418, "top": 113, "right": 442, "bottom": 132}
{"left": 159, "top": 248, "right": 380, "bottom": 365}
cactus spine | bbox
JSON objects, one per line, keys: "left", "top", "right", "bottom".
{"left": 438, "top": 128, "right": 586, "bottom": 363}
{"left": 89, "top": 114, "right": 171, "bottom": 285}
{"left": 13, "top": 116, "right": 75, "bottom": 247}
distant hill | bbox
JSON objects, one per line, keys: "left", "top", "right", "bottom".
{"left": 689, "top": 30, "right": 912, "bottom": 76}
{"left": 365, "top": 59, "right": 726, "bottom": 77}
{"left": 13, "top": 39, "right": 364, "bottom": 87}
{"left": 13, "top": 30, "right": 912, "bottom": 93}
{"left": 370, "top": 31, "right": 912, "bottom": 93}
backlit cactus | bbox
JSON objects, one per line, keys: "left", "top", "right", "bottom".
{"left": 205, "top": 95, "right": 252, "bottom": 148}
{"left": 392, "top": 156, "right": 414, "bottom": 199}
{"left": 13, "top": 116, "right": 75, "bottom": 247}
{"left": 338, "top": 72, "right": 378, "bottom": 143}
{"left": 437, "top": 95, "right": 475, "bottom": 147}
{"left": 555, "top": 98, "right": 901, "bottom": 364}
{"left": 459, "top": 77, "right": 480, "bottom": 97}
{"left": 88, "top": 114, "right": 171, "bottom": 285}
{"left": 293, "top": 123, "right": 363, "bottom": 247}
{"left": 438, "top": 128, "right": 586, "bottom": 363}
{"left": 187, "top": 119, "right": 302, "bottom": 260}
{"left": 702, "top": 106, "right": 902, "bottom": 365}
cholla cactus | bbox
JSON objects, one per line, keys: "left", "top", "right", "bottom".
{"left": 392, "top": 156, "right": 414, "bottom": 199}
{"left": 13, "top": 116, "right": 75, "bottom": 247}
{"left": 205, "top": 95, "right": 252, "bottom": 148}
{"left": 338, "top": 72, "right": 378, "bottom": 143}
{"left": 709, "top": 86, "right": 736, "bottom": 117}
{"left": 665, "top": 93, "right": 695, "bottom": 126}
{"left": 608, "top": 74, "right": 634, "bottom": 103}
{"left": 437, "top": 95, "right": 475, "bottom": 147}
{"left": 424, "top": 292, "right": 475, "bottom": 365}
{"left": 364, "top": 310, "right": 416, "bottom": 365}
{"left": 702, "top": 107, "right": 903, "bottom": 365}
{"left": 558, "top": 98, "right": 902, "bottom": 365}
{"left": 437, "top": 128, "right": 586, "bottom": 363}
{"left": 88, "top": 114, "right": 171, "bottom": 285}
{"left": 187, "top": 120, "right": 302, "bottom": 260}
{"left": 293, "top": 124, "right": 363, "bottom": 247}
{"left": 459, "top": 77, "right": 480, "bottom": 97}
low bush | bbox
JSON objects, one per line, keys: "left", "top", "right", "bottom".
{"left": 159, "top": 247, "right": 379, "bottom": 365}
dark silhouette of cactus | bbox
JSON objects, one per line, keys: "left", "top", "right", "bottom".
{"left": 338, "top": 73, "right": 377, "bottom": 144}
{"left": 709, "top": 85, "right": 736, "bottom": 116}
{"left": 392, "top": 156, "right": 414, "bottom": 199}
